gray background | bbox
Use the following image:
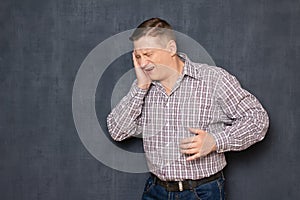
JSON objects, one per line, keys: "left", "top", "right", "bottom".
{"left": 1, "top": 0, "right": 299, "bottom": 199}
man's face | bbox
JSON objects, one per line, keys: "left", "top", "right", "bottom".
{"left": 133, "top": 36, "right": 176, "bottom": 81}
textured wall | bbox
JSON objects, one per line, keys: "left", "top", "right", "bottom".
{"left": 1, "top": 0, "right": 299, "bottom": 199}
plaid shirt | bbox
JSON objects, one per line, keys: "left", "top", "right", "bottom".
{"left": 107, "top": 53, "right": 269, "bottom": 181}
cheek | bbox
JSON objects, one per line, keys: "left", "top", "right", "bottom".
{"left": 153, "top": 54, "right": 170, "bottom": 66}
{"left": 159, "top": 58, "right": 172, "bottom": 69}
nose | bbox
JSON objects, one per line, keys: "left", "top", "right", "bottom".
{"left": 139, "top": 56, "right": 149, "bottom": 68}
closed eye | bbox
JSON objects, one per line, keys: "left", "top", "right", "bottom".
{"left": 144, "top": 53, "right": 152, "bottom": 57}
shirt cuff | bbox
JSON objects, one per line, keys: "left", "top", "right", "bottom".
{"left": 212, "top": 131, "right": 230, "bottom": 153}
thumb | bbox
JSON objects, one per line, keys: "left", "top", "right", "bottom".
{"left": 188, "top": 128, "right": 206, "bottom": 135}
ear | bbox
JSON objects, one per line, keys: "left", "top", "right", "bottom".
{"left": 166, "top": 40, "right": 177, "bottom": 56}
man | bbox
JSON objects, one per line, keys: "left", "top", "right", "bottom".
{"left": 107, "top": 18, "right": 269, "bottom": 200}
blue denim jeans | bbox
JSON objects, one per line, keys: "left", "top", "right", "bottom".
{"left": 141, "top": 174, "right": 225, "bottom": 200}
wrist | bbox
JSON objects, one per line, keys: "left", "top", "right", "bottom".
{"left": 137, "top": 82, "right": 150, "bottom": 90}
{"left": 212, "top": 144, "right": 217, "bottom": 152}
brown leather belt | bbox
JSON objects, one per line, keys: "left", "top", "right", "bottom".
{"left": 151, "top": 171, "right": 223, "bottom": 192}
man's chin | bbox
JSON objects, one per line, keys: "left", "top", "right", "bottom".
{"left": 148, "top": 75, "right": 159, "bottom": 82}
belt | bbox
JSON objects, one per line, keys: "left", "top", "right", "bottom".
{"left": 151, "top": 171, "right": 223, "bottom": 192}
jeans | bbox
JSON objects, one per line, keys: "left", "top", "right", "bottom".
{"left": 141, "top": 174, "right": 225, "bottom": 200}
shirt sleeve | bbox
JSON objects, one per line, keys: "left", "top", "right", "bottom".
{"left": 106, "top": 80, "right": 148, "bottom": 141}
{"left": 213, "top": 69, "right": 269, "bottom": 153}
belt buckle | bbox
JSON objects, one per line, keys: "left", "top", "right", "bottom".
{"left": 178, "top": 181, "right": 183, "bottom": 192}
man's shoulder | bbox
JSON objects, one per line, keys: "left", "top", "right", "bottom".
{"left": 179, "top": 53, "right": 231, "bottom": 81}
{"left": 189, "top": 61, "right": 224, "bottom": 80}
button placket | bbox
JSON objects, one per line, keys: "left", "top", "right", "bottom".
{"left": 164, "top": 97, "right": 170, "bottom": 126}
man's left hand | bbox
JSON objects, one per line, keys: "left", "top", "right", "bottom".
{"left": 180, "top": 128, "right": 217, "bottom": 161}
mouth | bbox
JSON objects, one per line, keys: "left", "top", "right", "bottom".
{"left": 144, "top": 66, "right": 155, "bottom": 72}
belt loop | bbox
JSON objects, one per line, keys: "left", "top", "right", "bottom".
{"left": 151, "top": 173, "right": 157, "bottom": 184}
{"left": 188, "top": 180, "right": 193, "bottom": 190}
{"left": 221, "top": 171, "right": 225, "bottom": 180}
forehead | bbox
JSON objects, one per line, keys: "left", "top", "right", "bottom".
{"left": 133, "top": 36, "right": 166, "bottom": 51}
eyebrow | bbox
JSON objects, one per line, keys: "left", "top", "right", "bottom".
{"left": 134, "top": 49, "right": 154, "bottom": 53}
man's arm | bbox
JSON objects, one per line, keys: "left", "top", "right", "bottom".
{"left": 107, "top": 80, "right": 148, "bottom": 141}
{"left": 213, "top": 69, "right": 269, "bottom": 153}
{"left": 180, "top": 69, "right": 269, "bottom": 160}
{"left": 107, "top": 53, "right": 151, "bottom": 141}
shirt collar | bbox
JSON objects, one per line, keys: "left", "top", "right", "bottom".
{"left": 177, "top": 52, "right": 200, "bottom": 80}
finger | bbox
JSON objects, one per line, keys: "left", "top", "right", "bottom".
{"left": 180, "top": 142, "right": 197, "bottom": 150}
{"left": 132, "top": 52, "right": 140, "bottom": 68}
{"left": 188, "top": 128, "right": 206, "bottom": 135}
{"left": 186, "top": 152, "right": 201, "bottom": 161}
{"left": 181, "top": 148, "right": 199, "bottom": 155}
{"left": 180, "top": 136, "right": 197, "bottom": 144}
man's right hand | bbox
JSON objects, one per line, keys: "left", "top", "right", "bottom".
{"left": 132, "top": 52, "right": 151, "bottom": 90}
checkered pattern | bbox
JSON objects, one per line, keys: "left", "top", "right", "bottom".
{"left": 107, "top": 53, "right": 269, "bottom": 181}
